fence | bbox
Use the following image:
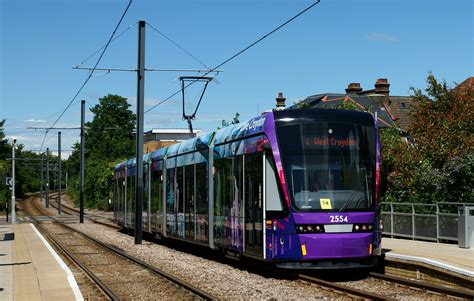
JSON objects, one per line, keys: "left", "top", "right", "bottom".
{"left": 380, "top": 202, "right": 470, "bottom": 243}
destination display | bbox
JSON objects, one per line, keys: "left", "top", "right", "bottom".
{"left": 303, "top": 136, "right": 358, "bottom": 149}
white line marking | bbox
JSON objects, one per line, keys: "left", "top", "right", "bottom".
{"left": 30, "top": 223, "right": 84, "bottom": 301}
{"left": 385, "top": 252, "right": 474, "bottom": 278}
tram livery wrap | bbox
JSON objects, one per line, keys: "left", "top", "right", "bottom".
{"left": 113, "top": 108, "right": 382, "bottom": 269}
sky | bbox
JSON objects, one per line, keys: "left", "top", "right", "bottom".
{"left": 1, "top": 0, "right": 473, "bottom": 158}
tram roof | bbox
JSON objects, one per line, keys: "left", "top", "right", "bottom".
{"left": 213, "top": 113, "right": 269, "bottom": 145}
{"left": 150, "top": 147, "right": 167, "bottom": 161}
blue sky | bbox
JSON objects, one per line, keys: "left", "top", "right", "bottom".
{"left": 1, "top": 0, "right": 472, "bottom": 157}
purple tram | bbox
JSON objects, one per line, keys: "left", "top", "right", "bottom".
{"left": 113, "top": 108, "right": 382, "bottom": 269}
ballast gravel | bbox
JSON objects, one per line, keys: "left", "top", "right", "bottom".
{"left": 70, "top": 222, "right": 345, "bottom": 300}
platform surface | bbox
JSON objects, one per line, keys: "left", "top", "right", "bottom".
{"left": 0, "top": 223, "right": 82, "bottom": 301}
{"left": 382, "top": 237, "right": 474, "bottom": 279}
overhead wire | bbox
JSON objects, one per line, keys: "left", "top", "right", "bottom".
{"left": 39, "top": 0, "right": 133, "bottom": 151}
{"left": 145, "top": 22, "right": 210, "bottom": 69}
{"left": 144, "top": 0, "right": 321, "bottom": 114}
{"left": 75, "top": 22, "right": 138, "bottom": 67}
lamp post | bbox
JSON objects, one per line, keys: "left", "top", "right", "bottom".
{"left": 11, "top": 139, "right": 16, "bottom": 223}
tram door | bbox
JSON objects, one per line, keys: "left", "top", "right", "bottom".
{"left": 244, "top": 153, "right": 264, "bottom": 256}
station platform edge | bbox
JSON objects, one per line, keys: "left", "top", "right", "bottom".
{"left": 0, "top": 222, "right": 82, "bottom": 301}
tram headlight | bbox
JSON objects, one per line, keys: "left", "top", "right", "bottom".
{"left": 296, "top": 224, "right": 325, "bottom": 234}
{"left": 352, "top": 224, "right": 374, "bottom": 232}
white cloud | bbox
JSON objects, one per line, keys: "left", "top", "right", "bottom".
{"left": 365, "top": 33, "right": 400, "bottom": 42}
{"left": 23, "top": 119, "right": 46, "bottom": 123}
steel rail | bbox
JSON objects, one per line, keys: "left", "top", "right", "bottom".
{"left": 369, "top": 272, "right": 474, "bottom": 299}
{"left": 298, "top": 274, "right": 393, "bottom": 301}
{"left": 53, "top": 219, "right": 218, "bottom": 300}
{"left": 31, "top": 216, "right": 119, "bottom": 301}
{"left": 48, "top": 197, "right": 120, "bottom": 229}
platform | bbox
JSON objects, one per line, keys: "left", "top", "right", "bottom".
{"left": 382, "top": 237, "right": 474, "bottom": 280}
{"left": 0, "top": 223, "right": 83, "bottom": 301}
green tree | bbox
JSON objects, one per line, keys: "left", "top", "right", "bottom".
{"left": 384, "top": 74, "right": 474, "bottom": 204}
{"left": 86, "top": 94, "right": 136, "bottom": 160}
{"left": 67, "top": 94, "right": 135, "bottom": 209}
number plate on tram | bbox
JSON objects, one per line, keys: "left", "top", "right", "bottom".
{"left": 329, "top": 215, "right": 348, "bottom": 223}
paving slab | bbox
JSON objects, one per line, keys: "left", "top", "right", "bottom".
{"left": 382, "top": 237, "right": 474, "bottom": 279}
{"left": 0, "top": 224, "right": 13, "bottom": 301}
{"left": 0, "top": 223, "right": 83, "bottom": 301}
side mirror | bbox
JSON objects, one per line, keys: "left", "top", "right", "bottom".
{"left": 262, "top": 141, "right": 272, "bottom": 152}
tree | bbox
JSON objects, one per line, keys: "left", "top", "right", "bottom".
{"left": 383, "top": 74, "right": 474, "bottom": 204}
{"left": 86, "top": 94, "right": 136, "bottom": 160}
{"left": 67, "top": 94, "right": 136, "bottom": 209}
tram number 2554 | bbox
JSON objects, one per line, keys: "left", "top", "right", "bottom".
{"left": 330, "top": 215, "right": 348, "bottom": 223}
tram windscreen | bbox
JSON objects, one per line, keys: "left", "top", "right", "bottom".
{"left": 276, "top": 121, "right": 376, "bottom": 212}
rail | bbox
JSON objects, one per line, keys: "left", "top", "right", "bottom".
{"left": 33, "top": 217, "right": 119, "bottom": 300}
{"left": 298, "top": 274, "right": 391, "bottom": 300}
{"left": 369, "top": 272, "right": 474, "bottom": 299}
{"left": 29, "top": 195, "right": 218, "bottom": 300}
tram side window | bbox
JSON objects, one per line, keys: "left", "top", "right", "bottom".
{"left": 128, "top": 175, "right": 135, "bottom": 226}
{"left": 144, "top": 164, "right": 149, "bottom": 221}
{"left": 176, "top": 167, "right": 185, "bottom": 238}
{"left": 214, "top": 157, "right": 232, "bottom": 245}
{"left": 245, "top": 153, "right": 263, "bottom": 255}
{"left": 232, "top": 155, "right": 244, "bottom": 248}
{"left": 151, "top": 170, "right": 163, "bottom": 232}
{"left": 184, "top": 164, "right": 195, "bottom": 240}
{"left": 117, "top": 177, "right": 125, "bottom": 222}
{"left": 166, "top": 168, "right": 176, "bottom": 236}
{"left": 196, "top": 163, "right": 208, "bottom": 242}
{"left": 265, "top": 156, "right": 283, "bottom": 212}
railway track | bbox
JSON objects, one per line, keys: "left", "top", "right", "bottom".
{"left": 297, "top": 274, "right": 391, "bottom": 300}
{"left": 48, "top": 196, "right": 120, "bottom": 229}
{"left": 24, "top": 195, "right": 218, "bottom": 300}
{"left": 368, "top": 272, "right": 474, "bottom": 299}
{"left": 21, "top": 195, "right": 474, "bottom": 300}
{"left": 298, "top": 271, "right": 474, "bottom": 300}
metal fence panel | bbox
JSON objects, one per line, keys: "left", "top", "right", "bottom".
{"left": 414, "top": 214, "right": 437, "bottom": 241}
{"left": 439, "top": 213, "right": 458, "bottom": 241}
{"left": 380, "top": 202, "right": 470, "bottom": 243}
{"left": 393, "top": 213, "right": 413, "bottom": 237}
{"left": 381, "top": 213, "right": 392, "bottom": 235}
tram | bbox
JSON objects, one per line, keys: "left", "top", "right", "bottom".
{"left": 113, "top": 108, "right": 382, "bottom": 268}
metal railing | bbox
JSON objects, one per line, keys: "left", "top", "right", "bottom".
{"left": 380, "top": 202, "right": 471, "bottom": 243}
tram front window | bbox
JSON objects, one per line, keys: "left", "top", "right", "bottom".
{"left": 276, "top": 121, "right": 376, "bottom": 212}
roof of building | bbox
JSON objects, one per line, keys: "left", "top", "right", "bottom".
{"left": 290, "top": 79, "right": 417, "bottom": 131}
{"left": 453, "top": 76, "right": 474, "bottom": 96}
{"left": 145, "top": 128, "right": 202, "bottom": 134}
{"left": 292, "top": 93, "right": 400, "bottom": 128}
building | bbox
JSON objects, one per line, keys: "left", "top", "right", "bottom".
{"left": 453, "top": 76, "right": 474, "bottom": 96}
{"left": 290, "top": 78, "right": 416, "bottom": 131}
{"left": 143, "top": 128, "right": 202, "bottom": 153}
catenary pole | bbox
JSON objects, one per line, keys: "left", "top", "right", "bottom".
{"left": 135, "top": 20, "right": 145, "bottom": 244}
{"left": 46, "top": 148, "right": 50, "bottom": 208}
{"left": 80, "top": 100, "right": 85, "bottom": 223}
{"left": 11, "top": 139, "right": 16, "bottom": 223}
{"left": 58, "top": 131, "right": 62, "bottom": 214}
{"left": 40, "top": 154, "right": 44, "bottom": 204}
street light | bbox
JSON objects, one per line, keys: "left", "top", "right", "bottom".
{"left": 11, "top": 139, "right": 16, "bottom": 223}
